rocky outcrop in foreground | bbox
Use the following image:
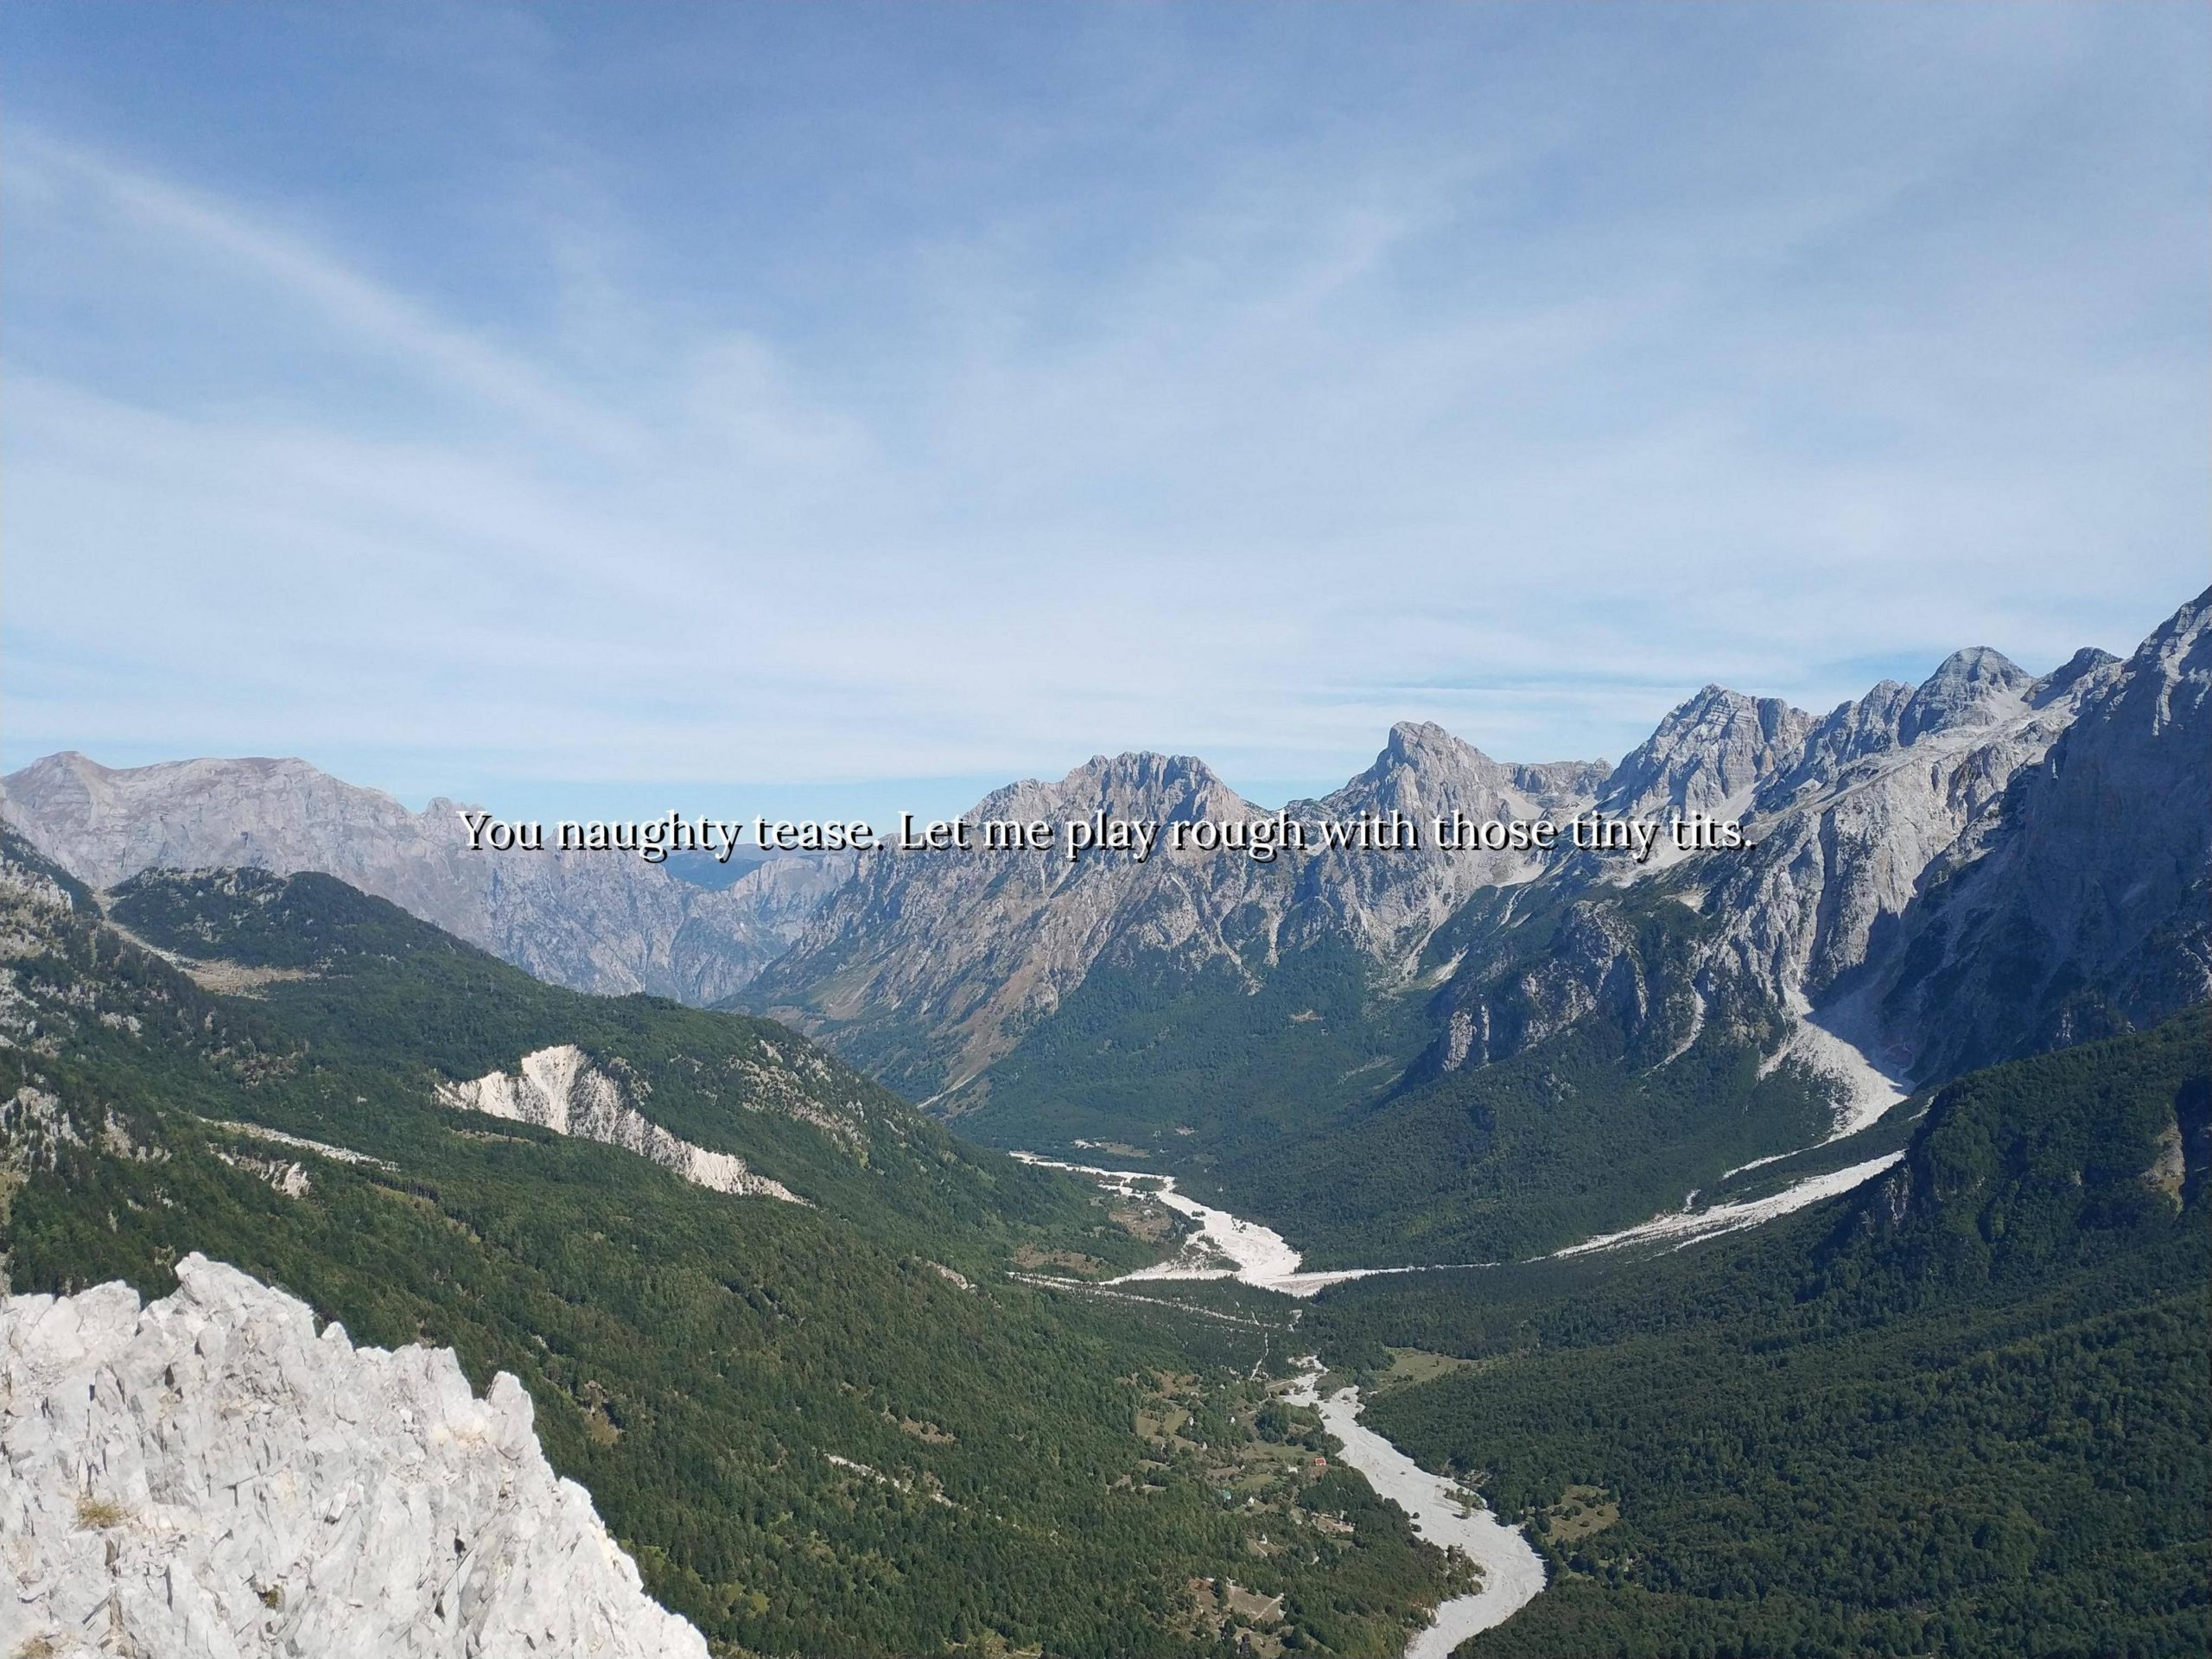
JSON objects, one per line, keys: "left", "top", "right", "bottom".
{"left": 0, "top": 1255, "right": 708, "bottom": 1659}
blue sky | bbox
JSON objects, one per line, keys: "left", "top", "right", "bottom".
{"left": 5, "top": 3, "right": 2206, "bottom": 825}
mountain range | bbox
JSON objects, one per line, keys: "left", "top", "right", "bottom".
{"left": 2, "top": 810, "right": 2199, "bottom": 1656}
{"left": 0, "top": 828, "right": 1460, "bottom": 1656}
{"left": 2, "top": 593, "right": 2205, "bottom": 1656}
{"left": 8, "top": 588, "right": 2205, "bottom": 1261}
{"left": 749, "top": 594, "right": 2202, "bottom": 1112}
{"left": 0, "top": 753, "right": 848, "bottom": 1003}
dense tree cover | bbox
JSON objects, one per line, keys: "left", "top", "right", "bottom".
{"left": 960, "top": 937, "right": 1426, "bottom": 1155}
{"left": 951, "top": 880, "right": 1843, "bottom": 1269}
{"left": 1307, "top": 1016, "right": 2210, "bottom": 1656}
{"left": 1211, "top": 1001, "right": 1833, "bottom": 1268}
{"left": 105, "top": 865, "right": 1148, "bottom": 1264}
{"left": 1187, "top": 880, "right": 1839, "bottom": 1268}
{"left": 3, "top": 845, "right": 1462, "bottom": 1656}
{"left": 17, "top": 842, "right": 2204, "bottom": 1654}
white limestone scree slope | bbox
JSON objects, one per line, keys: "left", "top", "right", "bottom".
{"left": 435, "top": 1043, "right": 806, "bottom": 1203}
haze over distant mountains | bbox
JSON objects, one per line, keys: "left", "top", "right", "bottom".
{"left": 0, "top": 754, "right": 846, "bottom": 1005}
{"left": 8, "top": 590, "right": 2204, "bottom": 1174}
{"left": 3, "top": 594, "right": 2203, "bottom": 1656}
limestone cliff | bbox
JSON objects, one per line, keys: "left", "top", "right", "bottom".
{"left": 0, "top": 1255, "right": 707, "bottom": 1659}
{"left": 436, "top": 1044, "right": 805, "bottom": 1202}
{"left": 755, "top": 594, "right": 2206, "bottom": 1114}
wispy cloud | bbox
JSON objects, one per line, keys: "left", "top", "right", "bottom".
{"left": 10, "top": 131, "right": 638, "bottom": 456}
{"left": 3, "top": 4, "right": 2204, "bottom": 817}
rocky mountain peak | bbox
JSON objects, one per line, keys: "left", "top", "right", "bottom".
{"left": 1, "top": 752, "right": 836, "bottom": 1005}
{"left": 2131, "top": 587, "right": 2211, "bottom": 728}
{"left": 1055, "top": 751, "right": 1245, "bottom": 817}
{"left": 2029, "top": 645, "right": 2122, "bottom": 709}
{"left": 1380, "top": 719, "right": 1495, "bottom": 768}
{"left": 1338, "top": 721, "right": 1510, "bottom": 800}
{"left": 1894, "top": 645, "right": 2031, "bottom": 745}
{"left": 1752, "top": 679, "right": 1918, "bottom": 811}
{"left": 1325, "top": 721, "right": 1603, "bottom": 825}
{"left": 1866, "top": 588, "right": 2209, "bottom": 1077}
{"left": 1, "top": 752, "right": 425, "bottom": 891}
{"left": 1600, "top": 684, "right": 1815, "bottom": 817}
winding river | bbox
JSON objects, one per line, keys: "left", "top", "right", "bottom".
{"left": 1014, "top": 1154, "right": 1550, "bottom": 1645}
{"left": 1018, "top": 1144, "right": 1906, "bottom": 1651}
{"left": 1286, "top": 1359, "right": 1549, "bottom": 1654}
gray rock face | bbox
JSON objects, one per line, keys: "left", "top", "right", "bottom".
{"left": 15, "top": 599, "right": 2202, "bottom": 1121}
{"left": 1867, "top": 594, "right": 2211, "bottom": 1077}
{"left": 1599, "top": 687, "right": 1815, "bottom": 821}
{"left": 757, "top": 594, "right": 2205, "bottom": 1110}
{"left": 0, "top": 1254, "right": 708, "bottom": 1659}
{"left": 749, "top": 734, "right": 1611, "bottom": 1095}
{"left": 1771, "top": 680, "right": 1915, "bottom": 796}
{"left": 2030, "top": 645, "right": 2122, "bottom": 708}
{"left": 0, "top": 754, "right": 844, "bottom": 1003}
{"left": 1894, "top": 646, "right": 2034, "bottom": 746}
{"left": 1693, "top": 639, "right": 2113, "bottom": 1011}
{"left": 753, "top": 752, "right": 1275, "bottom": 1093}
{"left": 1426, "top": 600, "right": 2202, "bottom": 1103}
{"left": 1281, "top": 722, "right": 1605, "bottom": 962}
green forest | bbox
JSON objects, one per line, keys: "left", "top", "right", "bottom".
{"left": 956, "top": 877, "right": 1847, "bottom": 1270}
{"left": 1306, "top": 1015, "right": 2210, "bottom": 1656}
{"left": 4, "top": 831, "right": 2204, "bottom": 1656}
{"left": 0, "top": 838, "right": 1460, "bottom": 1657}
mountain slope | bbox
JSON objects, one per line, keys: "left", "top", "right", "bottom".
{"left": 741, "top": 594, "right": 2207, "bottom": 1277}
{"left": 0, "top": 830, "right": 1459, "bottom": 1657}
{"left": 1202, "top": 598, "right": 2202, "bottom": 1265}
{"left": 17, "top": 595, "right": 2202, "bottom": 1284}
{"left": 747, "top": 752, "right": 1274, "bottom": 1097}
{"left": 1866, "top": 592, "right": 2212, "bottom": 1078}
{"left": 1422, "top": 629, "right": 2131, "bottom": 1091}
{"left": 0, "top": 752, "right": 843, "bottom": 1003}
{"left": 742, "top": 734, "right": 1608, "bottom": 1106}
{"left": 2, "top": 1255, "right": 709, "bottom": 1659}
{"left": 1309, "top": 1013, "right": 2211, "bottom": 1656}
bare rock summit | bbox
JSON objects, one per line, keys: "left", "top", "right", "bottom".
{"left": 0, "top": 1254, "right": 709, "bottom": 1659}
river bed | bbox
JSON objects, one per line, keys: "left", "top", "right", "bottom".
{"left": 1014, "top": 1154, "right": 1548, "bottom": 1647}
{"left": 1014, "top": 1146, "right": 1901, "bottom": 1282}
{"left": 1010, "top": 1153, "right": 1441, "bottom": 1297}
{"left": 1286, "top": 1359, "right": 1548, "bottom": 1653}
{"left": 1017, "top": 1144, "right": 1898, "bottom": 1651}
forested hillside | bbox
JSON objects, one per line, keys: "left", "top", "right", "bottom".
{"left": 755, "top": 593, "right": 2208, "bottom": 1281}
{"left": 1306, "top": 1015, "right": 2210, "bottom": 1656}
{"left": 0, "top": 834, "right": 1459, "bottom": 1656}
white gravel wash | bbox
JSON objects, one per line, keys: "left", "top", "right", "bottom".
{"left": 1287, "top": 1360, "right": 1548, "bottom": 1653}
{"left": 1553, "top": 1152, "right": 1904, "bottom": 1258}
{"left": 1012, "top": 1154, "right": 1407, "bottom": 1296}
